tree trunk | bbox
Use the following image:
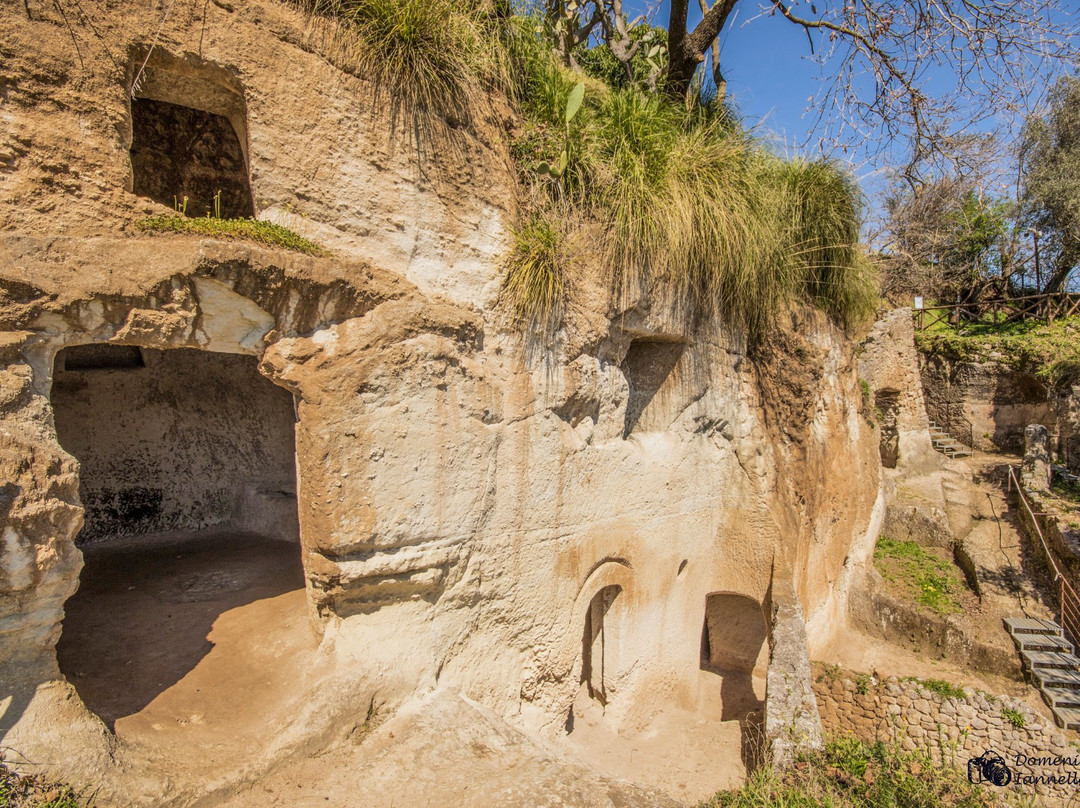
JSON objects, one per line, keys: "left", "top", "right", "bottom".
{"left": 663, "top": 0, "right": 738, "bottom": 100}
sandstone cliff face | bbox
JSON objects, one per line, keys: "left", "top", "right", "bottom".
{"left": 0, "top": 2, "right": 882, "bottom": 803}
{"left": 920, "top": 355, "right": 1056, "bottom": 453}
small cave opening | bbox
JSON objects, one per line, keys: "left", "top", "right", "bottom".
{"left": 620, "top": 339, "right": 687, "bottom": 437}
{"left": 130, "top": 97, "right": 254, "bottom": 219}
{"left": 52, "top": 346, "right": 311, "bottom": 733}
{"left": 581, "top": 585, "right": 623, "bottom": 706}
{"left": 699, "top": 593, "right": 767, "bottom": 721}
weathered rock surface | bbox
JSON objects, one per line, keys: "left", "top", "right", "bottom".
{"left": 920, "top": 355, "right": 1055, "bottom": 453}
{"left": 0, "top": 3, "right": 884, "bottom": 804}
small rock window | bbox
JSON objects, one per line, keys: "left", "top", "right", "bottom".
{"left": 130, "top": 97, "right": 254, "bottom": 218}
{"left": 620, "top": 338, "right": 687, "bottom": 436}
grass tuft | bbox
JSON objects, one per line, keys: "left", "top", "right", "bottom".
{"left": 287, "top": 0, "right": 502, "bottom": 123}
{"left": 701, "top": 735, "right": 998, "bottom": 807}
{"left": 136, "top": 216, "right": 328, "bottom": 256}
{"left": 501, "top": 212, "right": 571, "bottom": 330}
{"left": 0, "top": 753, "right": 82, "bottom": 808}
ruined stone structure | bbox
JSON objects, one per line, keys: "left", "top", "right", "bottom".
{"left": 0, "top": 3, "right": 883, "bottom": 804}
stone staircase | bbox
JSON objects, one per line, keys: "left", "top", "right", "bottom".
{"left": 929, "top": 421, "right": 972, "bottom": 458}
{"left": 1005, "top": 617, "right": 1080, "bottom": 730}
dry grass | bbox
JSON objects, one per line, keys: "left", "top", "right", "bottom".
{"left": 286, "top": 1, "right": 878, "bottom": 337}
{"left": 286, "top": 0, "right": 505, "bottom": 124}
{"left": 501, "top": 211, "right": 572, "bottom": 332}
{"left": 0, "top": 754, "right": 82, "bottom": 808}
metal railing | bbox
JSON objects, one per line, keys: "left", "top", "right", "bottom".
{"left": 1008, "top": 465, "right": 1080, "bottom": 650}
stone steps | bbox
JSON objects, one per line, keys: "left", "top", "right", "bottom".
{"left": 928, "top": 422, "right": 973, "bottom": 458}
{"left": 1052, "top": 707, "right": 1080, "bottom": 731}
{"left": 1007, "top": 616, "right": 1080, "bottom": 729}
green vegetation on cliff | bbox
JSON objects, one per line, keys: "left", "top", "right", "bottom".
{"left": 135, "top": 216, "right": 328, "bottom": 257}
{"left": 289, "top": 0, "right": 877, "bottom": 336}
{"left": 701, "top": 736, "right": 1001, "bottom": 808}
{"left": 915, "top": 315, "right": 1080, "bottom": 392}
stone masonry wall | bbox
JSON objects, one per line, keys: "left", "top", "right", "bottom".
{"left": 813, "top": 664, "right": 1077, "bottom": 804}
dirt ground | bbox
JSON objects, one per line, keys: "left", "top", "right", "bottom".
{"left": 54, "top": 528, "right": 756, "bottom": 807}
{"left": 57, "top": 530, "right": 318, "bottom": 766}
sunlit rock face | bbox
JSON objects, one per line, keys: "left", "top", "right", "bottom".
{"left": 0, "top": 3, "right": 881, "bottom": 804}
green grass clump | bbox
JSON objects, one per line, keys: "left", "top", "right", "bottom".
{"left": 874, "top": 537, "right": 964, "bottom": 615}
{"left": 916, "top": 315, "right": 1080, "bottom": 390}
{"left": 700, "top": 736, "right": 997, "bottom": 808}
{"left": 501, "top": 212, "right": 570, "bottom": 329}
{"left": 136, "top": 216, "right": 327, "bottom": 256}
{"left": 1001, "top": 706, "right": 1026, "bottom": 728}
{"left": 508, "top": 57, "right": 877, "bottom": 334}
{"left": 0, "top": 755, "right": 81, "bottom": 808}
{"left": 908, "top": 677, "right": 968, "bottom": 701}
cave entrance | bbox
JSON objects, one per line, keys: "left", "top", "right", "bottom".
{"left": 52, "top": 346, "right": 311, "bottom": 732}
{"left": 581, "top": 585, "right": 623, "bottom": 705}
{"left": 700, "top": 593, "right": 768, "bottom": 722}
{"left": 621, "top": 339, "right": 687, "bottom": 436}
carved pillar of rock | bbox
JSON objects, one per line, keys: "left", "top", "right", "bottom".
{"left": 763, "top": 579, "right": 824, "bottom": 767}
{"left": 1022, "top": 424, "right": 1051, "bottom": 492}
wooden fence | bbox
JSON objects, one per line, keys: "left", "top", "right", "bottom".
{"left": 914, "top": 293, "right": 1080, "bottom": 331}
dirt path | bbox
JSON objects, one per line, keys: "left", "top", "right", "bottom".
{"left": 215, "top": 690, "right": 682, "bottom": 808}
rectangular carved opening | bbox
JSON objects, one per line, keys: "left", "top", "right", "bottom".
{"left": 130, "top": 97, "right": 254, "bottom": 218}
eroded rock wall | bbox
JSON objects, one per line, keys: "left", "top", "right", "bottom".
{"left": 0, "top": 0, "right": 513, "bottom": 308}
{"left": 0, "top": 2, "right": 884, "bottom": 801}
{"left": 920, "top": 356, "right": 1055, "bottom": 453}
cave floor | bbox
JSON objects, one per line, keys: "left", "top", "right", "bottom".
{"left": 57, "top": 529, "right": 317, "bottom": 761}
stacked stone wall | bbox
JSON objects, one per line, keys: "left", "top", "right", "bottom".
{"left": 812, "top": 664, "right": 1077, "bottom": 803}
